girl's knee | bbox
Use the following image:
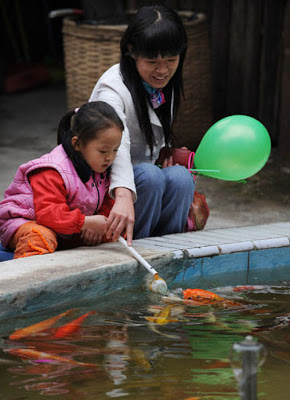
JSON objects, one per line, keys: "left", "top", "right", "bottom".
{"left": 13, "top": 222, "right": 57, "bottom": 259}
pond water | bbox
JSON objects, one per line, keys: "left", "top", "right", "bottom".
{"left": 0, "top": 282, "right": 289, "bottom": 400}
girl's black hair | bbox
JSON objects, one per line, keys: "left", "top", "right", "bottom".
{"left": 57, "top": 101, "right": 124, "bottom": 182}
{"left": 57, "top": 101, "right": 124, "bottom": 146}
{"left": 120, "top": 5, "right": 187, "bottom": 156}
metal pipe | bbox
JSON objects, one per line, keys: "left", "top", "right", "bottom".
{"left": 230, "top": 335, "right": 266, "bottom": 400}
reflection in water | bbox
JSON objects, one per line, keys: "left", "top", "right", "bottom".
{"left": 0, "top": 285, "right": 289, "bottom": 399}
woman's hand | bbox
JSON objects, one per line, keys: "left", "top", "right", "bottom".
{"left": 105, "top": 187, "right": 135, "bottom": 246}
{"left": 81, "top": 215, "right": 108, "bottom": 245}
{"left": 161, "top": 155, "right": 173, "bottom": 168}
{"left": 161, "top": 147, "right": 188, "bottom": 168}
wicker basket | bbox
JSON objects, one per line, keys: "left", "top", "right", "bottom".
{"left": 62, "top": 12, "right": 212, "bottom": 149}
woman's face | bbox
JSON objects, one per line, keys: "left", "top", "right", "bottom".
{"left": 134, "top": 54, "right": 180, "bottom": 89}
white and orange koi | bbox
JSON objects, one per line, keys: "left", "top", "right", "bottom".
{"left": 6, "top": 347, "right": 97, "bottom": 368}
{"left": 145, "top": 305, "right": 181, "bottom": 339}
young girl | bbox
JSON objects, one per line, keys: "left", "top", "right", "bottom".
{"left": 89, "top": 4, "right": 196, "bottom": 245}
{"left": 0, "top": 101, "right": 123, "bottom": 259}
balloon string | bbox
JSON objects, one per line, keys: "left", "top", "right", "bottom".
{"left": 156, "top": 164, "right": 221, "bottom": 175}
{"left": 189, "top": 169, "right": 220, "bottom": 173}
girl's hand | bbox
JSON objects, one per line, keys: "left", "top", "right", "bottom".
{"left": 105, "top": 188, "right": 135, "bottom": 246}
{"left": 80, "top": 228, "right": 103, "bottom": 245}
{"left": 81, "top": 215, "right": 108, "bottom": 245}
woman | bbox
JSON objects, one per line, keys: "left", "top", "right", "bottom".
{"left": 89, "top": 4, "right": 195, "bottom": 245}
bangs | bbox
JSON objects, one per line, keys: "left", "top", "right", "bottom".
{"left": 135, "top": 20, "right": 186, "bottom": 58}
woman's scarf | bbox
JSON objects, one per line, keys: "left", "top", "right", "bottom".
{"left": 143, "top": 81, "right": 166, "bottom": 109}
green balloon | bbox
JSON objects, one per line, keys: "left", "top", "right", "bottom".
{"left": 194, "top": 115, "right": 271, "bottom": 181}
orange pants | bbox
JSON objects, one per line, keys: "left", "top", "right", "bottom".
{"left": 9, "top": 198, "right": 116, "bottom": 259}
{"left": 9, "top": 222, "right": 58, "bottom": 259}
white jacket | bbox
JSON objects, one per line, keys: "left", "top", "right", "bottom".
{"left": 89, "top": 64, "right": 167, "bottom": 201}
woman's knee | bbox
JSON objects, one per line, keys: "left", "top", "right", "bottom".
{"left": 134, "top": 163, "right": 166, "bottom": 193}
{"left": 165, "top": 165, "right": 195, "bottom": 194}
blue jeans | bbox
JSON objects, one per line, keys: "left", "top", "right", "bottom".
{"left": 133, "top": 163, "right": 195, "bottom": 239}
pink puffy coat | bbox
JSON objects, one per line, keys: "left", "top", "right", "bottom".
{"left": 0, "top": 145, "right": 109, "bottom": 247}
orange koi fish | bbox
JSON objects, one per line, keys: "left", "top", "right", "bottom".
{"left": 184, "top": 397, "right": 201, "bottom": 400}
{"left": 53, "top": 311, "right": 96, "bottom": 339}
{"left": 21, "top": 340, "right": 77, "bottom": 354}
{"left": 204, "top": 360, "right": 230, "bottom": 369}
{"left": 183, "top": 288, "right": 244, "bottom": 309}
{"left": 7, "top": 347, "right": 97, "bottom": 368}
{"left": 9, "top": 309, "right": 75, "bottom": 341}
{"left": 183, "top": 289, "right": 224, "bottom": 302}
{"left": 233, "top": 285, "right": 255, "bottom": 292}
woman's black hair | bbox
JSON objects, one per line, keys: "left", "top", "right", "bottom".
{"left": 57, "top": 101, "right": 124, "bottom": 182}
{"left": 120, "top": 5, "right": 187, "bottom": 156}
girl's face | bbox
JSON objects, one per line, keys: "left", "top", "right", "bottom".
{"left": 134, "top": 54, "right": 180, "bottom": 89}
{"left": 73, "top": 126, "right": 122, "bottom": 174}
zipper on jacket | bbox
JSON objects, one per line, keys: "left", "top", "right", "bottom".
{"left": 93, "top": 175, "right": 100, "bottom": 215}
